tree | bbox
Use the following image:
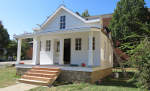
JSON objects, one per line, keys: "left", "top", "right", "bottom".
{"left": 128, "top": 38, "right": 150, "bottom": 89}
{"left": 0, "top": 21, "right": 10, "bottom": 57}
{"left": 109, "top": 0, "right": 150, "bottom": 55}
{"left": 7, "top": 40, "right": 17, "bottom": 60}
{"left": 82, "top": 10, "right": 90, "bottom": 17}
{"left": 7, "top": 39, "right": 31, "bottom": 60}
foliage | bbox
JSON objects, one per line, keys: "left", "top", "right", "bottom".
{"left": 109, "top": 0, "right": 150, "bottom": 55}
{"left": 0, "top": 21, "right": 10, "bottom": 56}
{"left": 7, "top": 40, "right": 17, "bottom": 57}
{"left": 128, "top": 38, "right": 150, "bottom": 89}
{"left": 21, "top": 39, "right": 31, "bottom": 60}
{"left": 7, "top": 39, "right": 31, "bottom": 60}
{"left": 82, "top": 10, "right": 90, "bottom": 17}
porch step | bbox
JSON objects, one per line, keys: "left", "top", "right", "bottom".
{"left": 18, "top": 66, "right": 61, "bottom": 86}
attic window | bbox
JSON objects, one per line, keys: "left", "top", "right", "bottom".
{"left": 60, "top": 16, "right": 66, "bottom": 29}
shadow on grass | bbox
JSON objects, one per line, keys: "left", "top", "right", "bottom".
{"left": 52, "top": 78, "right": 137, "bottom": 89}
{"left": 53, "top": 81, "right": 73, "bottom": 86}
{"left": 96, "top": 78, "right": 137, "bottom": 88}
{"left": 99, "top": 81, "right": 137, "bottom": 88}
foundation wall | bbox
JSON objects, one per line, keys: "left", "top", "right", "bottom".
{"left": 16, "top": 67, "right": 112, "bottom": 83}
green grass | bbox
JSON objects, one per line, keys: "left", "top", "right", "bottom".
{"left": 0, "top": 67, "right": 20, "bottom": 88}
{"left": 29, "top": 81, "right": 144, "bottom": 91}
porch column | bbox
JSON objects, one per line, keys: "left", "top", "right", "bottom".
{"left": 59, "top": 39, "right": 64, "bottom": 65}
{"left": 32, "top": 37, "right": 40, "bottom": 65}
{"left": 51, "top": 39, "right": 54, "bottom": 64}
{"left": 88, "top": 31, "right": 94, "bottom": 66}
{"left": 16, "top": 38, "right": 22, "bottom": 64}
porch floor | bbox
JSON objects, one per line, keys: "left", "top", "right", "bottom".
{"left": 16, "top": 60, "right": 109, "bottom": 72}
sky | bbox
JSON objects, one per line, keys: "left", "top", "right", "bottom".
{"left": 0, "top": 0, "right": 150, "bottom": 39}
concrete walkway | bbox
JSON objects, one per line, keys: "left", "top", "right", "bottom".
{"left": 0, "top": 83, "right": 38, "bottom": 91}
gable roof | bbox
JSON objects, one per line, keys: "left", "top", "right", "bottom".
{"left": 34, "top": 5, "right": 100, "bottom": 31}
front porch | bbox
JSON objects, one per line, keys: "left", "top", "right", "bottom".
{"left": 15, "top": 27, "right": 101, "bottom": 67}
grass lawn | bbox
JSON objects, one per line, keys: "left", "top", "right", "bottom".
{"left": 0, "top": 66, "right": 20, "bottom": 88}
{"left": 29, "top": 80, "right": 143, "bottom": 91}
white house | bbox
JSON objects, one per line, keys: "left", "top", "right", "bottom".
{"left": 15, "top": 5, "right": 113, "bottom": 84}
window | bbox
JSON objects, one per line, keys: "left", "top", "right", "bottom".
{"left": 46, "top": 40, "right": 51, "bottom": 51}
{"left": 56, "top": 41, "right": 60, "bottom": 52}
{"left": 40, "top": 41, "right": 42, "bottom": 51}
{"left": 60, "top": 16, "right": 66, "bottom": 29}
{"left": 93, "top": 37, "right": 95, "bottom": 50}
{"left": 104, "top": 42, "right": 106, "bottom": 59}
{"left": 75, "top": 38, "right": 82, "bottom": 50}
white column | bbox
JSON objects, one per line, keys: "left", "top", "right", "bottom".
{"left": 88, "top": 32, "right": 94, "bottom": 66}
{"left": 32, "top": 37, "right": 40, "bottom": 65}
{"left": 59, "top": 39, "right": 64, "bottom": 65}
{"left": 16, "top": 39, "right": 22, "bottom": 64}
{"left": 51, "top": 39, "right": 54, "bottom": 64}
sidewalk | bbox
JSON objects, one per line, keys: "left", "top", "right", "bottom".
{"left": 0, "top": 83, "right": 38, "bottom": 91}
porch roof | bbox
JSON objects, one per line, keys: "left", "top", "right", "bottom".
{"left": 14, "top": 27, "right": 101, "bottom": 39}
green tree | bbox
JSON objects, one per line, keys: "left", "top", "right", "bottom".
{"left": 109, "top": 0, "right": 150, "bottom": 55}
{"left": 21, "top": 39, "right": 31, "bottom": 60}
{"left": 82, "top": 10, "right": 90, "bottom": 17}
{"left": 7, "top": 39, "right": 31, "bottom": 60}
{"left": 0, "top": 21, "right": 10, "bottom": 57}
{"left": 7, "top": 40, "right": 17, "bottom": 59}
{"left": 128, "top": 38, "right": 150, "bottom": 89}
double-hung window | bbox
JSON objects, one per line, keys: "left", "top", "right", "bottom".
{"left": 93, "top": 37, "right": 95, "bottom": 50}
{"left": 75, "top": 38, "right": 82, "bottom": 51}
{"left": 60, "top": 16, "right": 66, "bottom": 29}
{"left": 46, "top": 40, "right": 51, "bottom": 51}
{"left": 40, "top": 41, "right": 42, "bottom": 51}
{"left": 88, "top": 37, "right": 95, "bottom": 50}
{"left": 56, "top": 41, "right": 60, "bottom": 52}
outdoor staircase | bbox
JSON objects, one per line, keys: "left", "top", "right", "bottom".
{"left": 18, "top": 66, "right": 61, "bottom": 86}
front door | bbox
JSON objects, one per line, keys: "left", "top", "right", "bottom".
{"left": 64, "top": 39, "right": 71, "bottom": 64}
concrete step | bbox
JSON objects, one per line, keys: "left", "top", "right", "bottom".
{"left": 19, "top": 78, "right": 49, "bottom": 86}
{"left": 26, "top": 72, "right": 56, "bottom": 78}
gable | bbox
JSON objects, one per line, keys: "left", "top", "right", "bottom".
{"left": 42, "top": 9, "right": 89, "bottom": 32}
{"left": 34, "top": 5, "right": 101, "bottom": 32}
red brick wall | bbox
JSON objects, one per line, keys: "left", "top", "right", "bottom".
{"left": 26, "top": 47, "right": 33, "bottom": 59}
{"left": 102, "top": 17, "right": 112, "bottom": 27}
